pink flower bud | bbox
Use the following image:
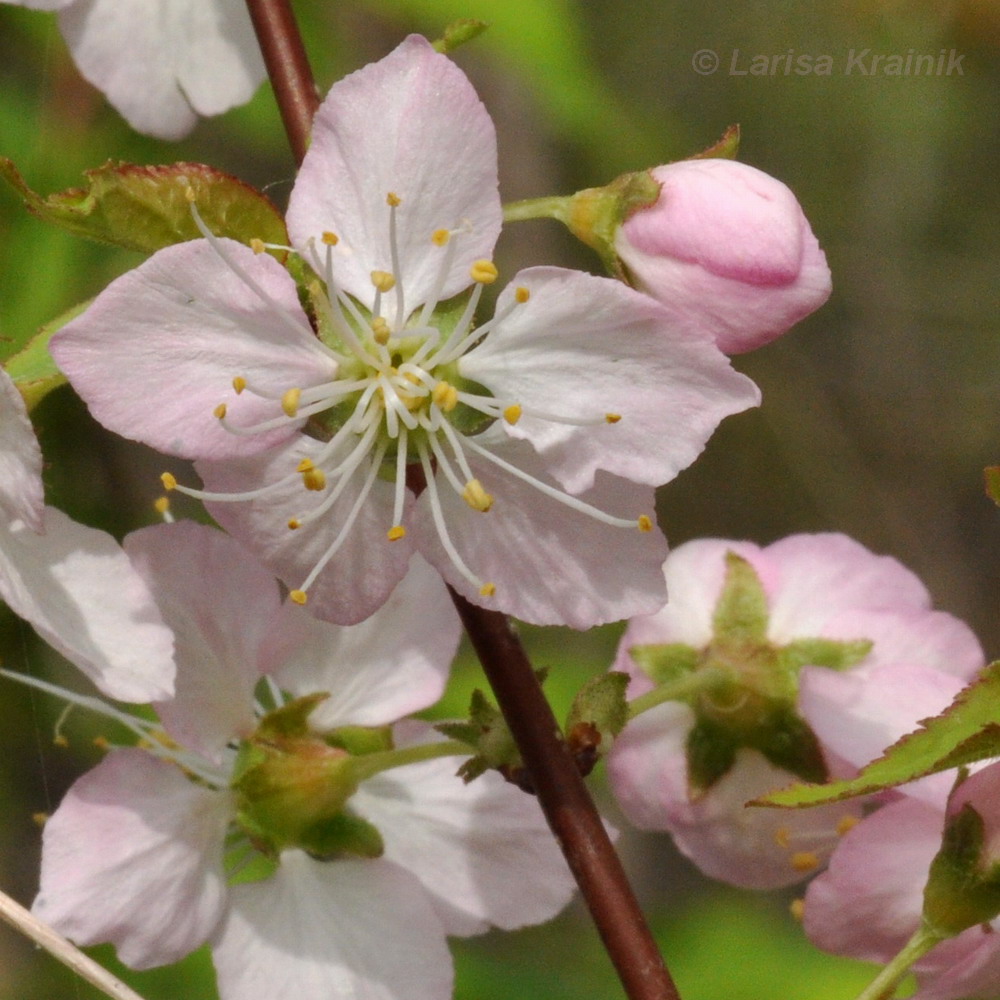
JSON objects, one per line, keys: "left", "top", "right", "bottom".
{"left": 615, "top": 159, "right": 832, "bottom": 354}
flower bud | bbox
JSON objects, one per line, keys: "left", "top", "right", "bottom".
{"left": 613, "top": 159, "right": 831, "bottom": 354}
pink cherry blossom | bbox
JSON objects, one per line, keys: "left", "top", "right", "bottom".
{"left": 3, "top": 0, "right": 264, "bottom": 139}
{"left": 607, "top": 533, "right": 984, "bottom": 888}
{"left": 615, "top": 158, "right": 832, "bottom": 353}
{"left": 33, "top": 520, "right": 575, "bottom": 1000}
{"left": 51, "top": 35, "right": 760, "bottom": 628}
{"left": 804, "top": 763, "right": 1000, "bottom": 1000}
{"left": 0, "top": 369, "right": 174, "bottom": 701}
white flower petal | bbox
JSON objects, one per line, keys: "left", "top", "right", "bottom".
{"left": 461, "top": 267, "right": 760, "bottom": 494}
{"left": 0, "top": 508, "right": 174, "bottom": 701}
{"left": 34, "top": 750, "right": 232, "bottom": 969}
{"left": 214, "top": 852, "right": 453, "bottom": 1000}
{"left": 286, "top": 35, "right": 501, "bottom": 309}
{"left": 51, "top": 239, "right": 331, "bottom": 461}
{"left": 260, "top": 556, "right": 458, "bottom": 728}
{"left": 0, "top": 368, "right": 44, "bottom": 531}
{"left": 353, "top": 724, "right": 576, "bottom": 936}
{"left": 124, "top": 521, "right": 279, "bottom": 759}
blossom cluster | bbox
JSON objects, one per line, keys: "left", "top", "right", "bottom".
{"left": 5, "top": 12, "right": 989, "bottom": 1000}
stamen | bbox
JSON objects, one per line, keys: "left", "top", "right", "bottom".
{"left": 790, "top": 851, "right": 820, "bottom": 873}
{"left": 461, "top": 479, "right": 494, "bottom": 513}
{"left": 606, "top": 413, "right": 622, "bottom": 424}
{"left": 386, "top": 194, "right": 406, "bottom": 328}
{"left": 371, "top": 270, "right": 396, "bottom": 292}
{"left": 431, "top": 229, "right": 450, "bottom": 246}
{"left": 515, "top": 286, "right": 530, "bottom": 303}
{"left": 470, "top": 259, "right": 498, "bottom": 284}
{"left": 462, "top": 435, "right": 651, "bottom": 531}
{"left": 503, "top": 404, "right": 522, "bottom": 424}
{"left": 322, "top": 231, "right": 339, "bottom": 246}
{"left": 416, "top": 442, "right": 493, "bottom": 595}
{"left": 836, "top": 814, "right": 859, "bottom": 836}
{"left": 431, "top": 381, "right": 459, "bottom": 412}
{"left": 281, "top": 388, "right": 302, "bottom": 417}
{"left": 233, "top": 376, "right": 247, "bottom": 394}
{"left": 789, "top": 899, "right": 805, "bottom": 921}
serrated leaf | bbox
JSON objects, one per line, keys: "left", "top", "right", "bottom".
{"left": 759, "top": 662, "right": 1000, "bottom": 808}
{"left": 565, "top": 672, "right": 629, "bottom": 739}
{"left": 0, "top": 158, "right": 287, "bottom": 253}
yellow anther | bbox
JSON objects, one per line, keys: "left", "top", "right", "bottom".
{"left": 250, "top": 238, "right": 266, "bottom": 255}
{"left": 160, "top": 472, "right": 178, "bottom": 491}
{"left": 605, "top": 413, "right": 622, "bottom": 424}
{"left": 371, "top": 316, "right": 391, "bottom": 345}
{"left": 836, "top": 814, "right": 860, "bottom": 836}
{"left": 184, "top": 186, "right": 196, "bottom": 203}
{"left": 232, "top": 376, "right": 247, "bottom": 394}
{"left": 789, "top": 899, "right": 805, "bottom": 922}
{"left": 432, "top": 228, "right": 451, "bottom": 246}
{"left": 32, "top": 812, "right": 48, "bottom": 827}
{"left": 288, "top": 519, "right": 302, "bottom": 530}
{"left": 791, "top": 851, "right": 820, "bottom": 873}
{"left": 302, "top": 467, "right": 327, "bottom": 491}
{"left": 470, "top": 259, "right": 498, "bottom": 284}
{"left": 53, "top": 734, "right": 69, "bottom": 749}
{"left": 638, "top": 515, "right": 653, "bottom": 533}
{"left": 93, "top": 736, "right": 110, "bottom": 750}
{"left": 281, "top": 388, "right": 302, "bottom": 417}
{"left": 479, "top": 582, "right": 496, "bottom": 597}
{"left": 290, "top": 589, "right": 308, "bottom": 606}
{"left": 154, "top": 496, "right": 170, "bottom": 515}
{"left": 322, "top": 231, "right": 339, "bottom": 246}
{"left": 462, "top": 479, "right": 494, "bottom": 513}
{"left": 773, "top": 827, "right": 791, "bottom": 850}
{"left": 503, "top": 404, "right": 522, "bottom": 425}
{"left": 371, "top": 270, "right": 396, "bottom": 292}
{"left": 431, "top": 381, "right": 459, "bottom": 412}
{"left": 387, "top": 524, "right": 407, "bottom": 541}
{"left": 297, "top": 458, "right": 315, "bottom": 472}
{"left": 386, "top": 192, "right": 401, "bottom": 207}
{"left": 214, "top": 403, "right": 227, "bottom": 419}
{"left": 515, "top": 286, "right": 530, "bottom": 303}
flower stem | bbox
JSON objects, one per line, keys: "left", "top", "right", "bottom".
{"left": 626, "top": 667, "right": 727, "bottom": 721}
{"left": 852, "top": 924, "right": 944, "bottom": 1000}
{"left": 244, "top": 0, "right": 320, "bottom": 166}
{"left": 0, "top": 887, "right": 150, "bottom": 1000}
{"left": 503, "top": 195, "right": 573, "bottom": 224}
{"left": 348, "top": 739, "right": 471, "bottom": 782}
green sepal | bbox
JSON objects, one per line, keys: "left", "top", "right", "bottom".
{"left": 924, "top": 801, "right": 1000, "bottom": 935}
{"left": 985, "top": 466, "right": 1000, "bottom": 506}
{"left": 324, "top": 724, "right": 394, "bottom": 756}
{"left": 255, "top": 692, "right": 329, "bottom": 740}
{"left": 432, "top": 19, "right": 489, "bottom": 53}
{"left": 712, "top": 552, "right": 769, "bottom": 643}
{"left": 777, "top": 637, "right": 873, "bottom": 673}
{"left": 0, "top": 158, "right": 288, "bottom": 254}
{"left": 685, "top": 706, "right": 827, "bottom": 795}
{"left": 2, "top": 299, "right": 88, "bottom": 409}
{"left": 690, "top": 124, "right": 741, "bottom": 160}
{"left": 629, "top": 643, "right": 700, "bottom": 686}
{"left": 299, "top": 811, "right": 385, "bottom": 862}
{"left": 435, "top": 688, "right": 523, "bottom": 785}
{"left": 759, "top": 662, "right": 1000, "bottom": 809}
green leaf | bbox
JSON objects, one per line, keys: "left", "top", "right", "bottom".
{"left": 2, "top": 299, "right": 87, "bottom": 409}
{"left": 433, "top": 19, "right": 489, "bottom": 53}
{"left": 0, "top": 158, "right": 288, "bottom": 253}
{"left": 759, "top": 662, "right": 1000, "bottom": 808}
{"left": 691, "top": 124, "right": 741, "bottom": 160}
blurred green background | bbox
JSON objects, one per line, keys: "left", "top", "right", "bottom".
{"left": 2, "top": 0, "right": 998, "bottom": 996}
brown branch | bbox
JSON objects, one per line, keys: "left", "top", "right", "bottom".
{"left": 244, "top": 6, "right": 680, "bottom": 998}
{"left": 450, "top": 592, "right": 680, "bottom": 1000}
{"left": 245, "top": 0, "right": 319, "bottom": 166}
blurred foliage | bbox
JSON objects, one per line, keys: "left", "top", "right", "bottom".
{"left": 1, "top": 0, "right": 998, "bottom": 997}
